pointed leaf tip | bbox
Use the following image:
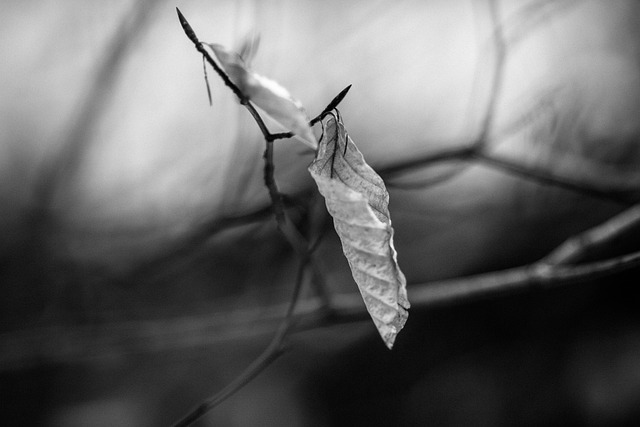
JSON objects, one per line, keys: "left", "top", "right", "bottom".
{"left": 308, "top": 115, "right": 409, "bottom": 348}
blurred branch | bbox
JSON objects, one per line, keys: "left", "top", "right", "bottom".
{"left": 411, "top": 249, "right": 640, "bottom": 308}
{"left": 383, "top": 0, "right": 505, "bottom": 186}
{"left": 473, "top": 151, "right": 639, "bottom": 205}
{"left": 542, "top": 203, "right": 640, "bottom": 265}
{"left": 127, "top": 204, "right": 274, "bottom": 278}
{"left": 381, "top": 0, "right": 638, "bottom": 206}
{"left": 3, "top": 203, "right": 639, "bottom": 370}
{"left": 172, "top": 254, "right": 309, "bottom": 427}
{"left": 502, "top": 0, "right": 581, "bottom": 47}
{"left": 477, "top": 0, "right": 506, "bottom": 146}
{"left": 382, "top": 145, "right": 638, "bottom": 205}
{"left": 34, "top": 0, "right": 160, "bottom": 212}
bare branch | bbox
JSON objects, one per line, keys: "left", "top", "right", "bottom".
{"left": 171, "top": 255, "right": 309, "bottom": 427}
{"left": 379, "top": 146, "right": 476, "bottom": 178}
{"left": 542, "top": 203, "right": 640, "bottom": 265}
{"left": 4, "top": 205, "right": 640, "bottom": 370}
{"left": 410, "top": 249, "right": 640, "bottom": 308}
{"left": 477, "top": 0, "right": 507, "bottom": 146}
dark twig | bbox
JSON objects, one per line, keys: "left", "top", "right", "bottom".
{"left": 542, "top": 203, "right": 640, "bottom": 265}
{"left": 202, "top": 55, "right": 213, "bottom": 106}
{"left": 176, "top": 8, "right": 245, "bottom": 101}
{"left": 173, "top": 10, "right": 351, "bottom": 426}
{"left": 171, "top": 255, "right": 309, "bottom": 427}
{"left": 177, "top": 8, "right": 278, "bottom": 143}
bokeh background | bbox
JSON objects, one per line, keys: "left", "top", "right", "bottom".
{"left": 2, "top": 0, "right": 640, "bottom": 425}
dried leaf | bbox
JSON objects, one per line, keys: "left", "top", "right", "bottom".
{"left": 208, "top": 43, "right": 317, "bottom": 149}
{"left": 308, "top": 115, "right": 410, "bottom": 348}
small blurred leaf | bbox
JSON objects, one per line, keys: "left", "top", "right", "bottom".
{"left": 208, "top": 43, "right": 317, "bottom": 149}
{"left": 237, "top": 33, "right": 260, "bottom": 65}
{"left": 308, "top": 115, "right": 410, "bottom": 349}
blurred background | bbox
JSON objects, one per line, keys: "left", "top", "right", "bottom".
{"left": 2, "top": 0, "right": 640, "bottom": 425}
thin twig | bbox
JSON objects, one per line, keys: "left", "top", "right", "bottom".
{"left": 379, "top": 146, "right": 476, "bottom": 178}
{"left": 177, "top": 8, "right": 245, "bottom": 101}
{"left": 171, "top": 254, "right": 309, "bottom": 427}
{"left": 542, "top": 203, "right": 640, "bottom": 265}
{"left": 477, "top": 0, "right": 507, "bottom": 146}
{"left": 473, "top": 151, "right": 638, "bottom": 205}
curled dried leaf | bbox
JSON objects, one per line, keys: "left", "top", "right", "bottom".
{"left": 308, "top": 114, "right": 410, "bottom": 348}
{"left": 208, "top": 43, "right": 317, "bottom": 149}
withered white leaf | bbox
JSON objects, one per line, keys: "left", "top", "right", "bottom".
{"left": 208, "top": 43, "right": 317, "bottom": 149}
{"left": 308, "top": 115, "right": 410, "bottom": 349}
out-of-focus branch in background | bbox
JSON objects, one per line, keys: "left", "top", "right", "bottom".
{"left": 2, "top": 202, "right": 639, "bottom": 371}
